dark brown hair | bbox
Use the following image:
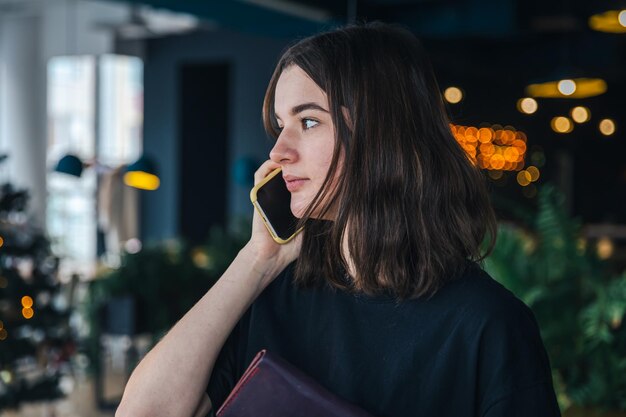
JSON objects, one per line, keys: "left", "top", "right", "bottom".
{"left": 262, "top": 22, "right": 497, "bottom": 301}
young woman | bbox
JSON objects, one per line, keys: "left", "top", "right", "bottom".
{"left": 116, "top": 23, "right": 561, "bottom": 417}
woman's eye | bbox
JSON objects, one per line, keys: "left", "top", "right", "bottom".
{"left": 302, "top": 118, "right": 319, "bottom": 130}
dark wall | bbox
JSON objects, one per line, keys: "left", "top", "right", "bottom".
{"left": 141, "top": 29, "right": 289, "bottom": 243}
{"left": 139, "top": 24, "right": 625, "bottom": 244}
{"left": 178, "top": 63, "right": 229, "bottom": 243}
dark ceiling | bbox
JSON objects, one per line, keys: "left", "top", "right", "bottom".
{"left": 106, "top": 0, "right": 626, "bottom": 223}
{"left": 105, "top": 0, "right": 625, "bottom": 38}
{"left": 106, "top": 0, "right": 626, "bottom": 79}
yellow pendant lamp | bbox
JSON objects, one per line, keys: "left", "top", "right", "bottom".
{"left": 124, "top": 155, "right": 160, "bottom": 191}
{"left": 525, "top": 67, "right": 607, "bottom": 99}
{"left": 589, "top": 8, "right": 626, "bottom": 33}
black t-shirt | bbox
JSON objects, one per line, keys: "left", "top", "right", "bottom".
{"left": 206, "top": 261, "right": 561, "bottom": 417}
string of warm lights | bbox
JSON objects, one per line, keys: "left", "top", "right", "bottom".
{"left": 450, "top": 124, "right": 527, "bottom": 171}
{"left": 451, "top": 123, "right": 544, "bottom": 193}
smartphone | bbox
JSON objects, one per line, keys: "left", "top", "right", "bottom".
{"left": 250, "top": 167, "right": 303, "bottom": 244}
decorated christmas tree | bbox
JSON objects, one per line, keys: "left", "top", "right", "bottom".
{"left": 0, "top": 181, "right": 76, "bottom": 411}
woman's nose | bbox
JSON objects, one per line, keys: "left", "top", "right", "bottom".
{"left": 269, "top": 134, "right": 298, "bottom": 164}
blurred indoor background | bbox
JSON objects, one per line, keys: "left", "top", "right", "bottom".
{"left": 0, "top": 0, "right": 625, "bottom": 416}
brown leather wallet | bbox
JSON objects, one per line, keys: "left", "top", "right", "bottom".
{"left": 215, "top": 349, "right": 375, "bottom": 417}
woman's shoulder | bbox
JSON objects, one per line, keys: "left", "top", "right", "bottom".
{"left": 453, "top": 265, "right": 557, "bottom": 412}
{"left": 437, "top": 261, "right": 538, "bottom": 328}
{"left": 264, "top": 260, "right": 538, "bottom": 331}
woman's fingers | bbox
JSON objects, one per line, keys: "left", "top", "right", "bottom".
{"left": 248, "top": 160, "right": 302, "bottom": 267}
{"left": 253, "top": 160, "right": 281, "bottom": 185}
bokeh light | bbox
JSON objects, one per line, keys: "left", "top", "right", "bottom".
{"left": 597, "top": 237, "right": 614, "bottom": 259}
{"left": 21, "top": 296, "right": 33, "bottom": 308}
{"left": 490, "top": 154, "right": 505, "bottom": 170}
{"left": 599, "top": 119, "right": 616, "bottom": 136}
{"left": 191, "top": 248, "right": 212, "bottom": 269}
{"left": 526, "top": 78, "right": 606, "bottom": 98}
{"left": 0, "top": 370, "right": 12, "bottom": 383}
{"left": 478, "top": 127, "right": 493, "bottom": 143}
{"left": 526, "top": 166, "right": 540, "bottom": 182}
{"left": 517, "top": 170, "right": 532, "bottom": 186}
{"left": 452, "top": 123, "right": 527, "bottom": 172}
{"left": 444, "top": 87, "right": 463, "bottom": 104}
{"left": 517, "top": 98, "right": 538, "bottom": 114}
{"left": 590, "top": 9, "right": 626, "bottom": 33}
{"left": 571, "top": 106, "right": 590, "bottom": 123}
{"left": 22, "top": 308, "right": 34, "bottom": 319}
{"left": 551, "top": 116, "right": 573, "bottom": 133}
{"left": 125, "top": 238, "right": 142, "bottom": 254}
{"left": 557, "top": 79, "right": 576, "bottom": 96}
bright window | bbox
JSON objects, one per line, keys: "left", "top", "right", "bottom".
{"left": 46, "top": 55, "right": 143, "bottom": 279}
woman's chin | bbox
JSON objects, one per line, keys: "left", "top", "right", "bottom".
{"left": 290, "top": 202, "right": 306, "bottom": 219}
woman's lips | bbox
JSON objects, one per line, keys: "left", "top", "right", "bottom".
{"left": 283, "top": 175, "right": 308, "bottom": 192}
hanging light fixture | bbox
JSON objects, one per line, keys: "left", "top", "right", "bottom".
{"left": 124, "top": 155, "right": 160, "bottom": 191}
{"left": 525, "top": 67, "right": 607, "bottom": 99}
{"left": 54, "top": 153, "right": 160, "bottom": 191}
{"left": 525, "top": 25, "right": 607, "bottom": 99}
{"left": 589, "top": 8, "right": 626, "bottom": 33}
{"left": 54, "top": 154, "right": 85, "bottom": 177}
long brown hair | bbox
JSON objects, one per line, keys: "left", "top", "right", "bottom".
{"left": 262, "top": 22, "right": 497, "bottom": 301}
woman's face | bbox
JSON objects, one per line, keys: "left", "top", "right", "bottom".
{"left": 270, "top": 65, "right": 338, "bottom": 219}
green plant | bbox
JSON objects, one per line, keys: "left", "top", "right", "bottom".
{"left": 85, "top": 222, "right": 250, "bottom": 370}
{"left": 484, "top": 185, "right": 626, "bottom": 412}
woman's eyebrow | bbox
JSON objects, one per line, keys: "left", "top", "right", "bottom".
{"left": 275, "top": 102, "right": 329, "bottom": 119}
{"left": 292, "top": 102, "right": 329, "bottom": 115}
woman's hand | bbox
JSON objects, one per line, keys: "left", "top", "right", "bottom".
{"left": 242, "top": 160, "right": 302, "bottom": 289}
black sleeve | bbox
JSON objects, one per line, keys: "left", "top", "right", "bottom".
{"left": 482, "top": 382, "right": 562, "bottom": 417}
{"left": 476, "top": 299, "right": 561, "bottom": 417}
{"left": 204, "top": 308, "right": 251, "bottom": 415}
